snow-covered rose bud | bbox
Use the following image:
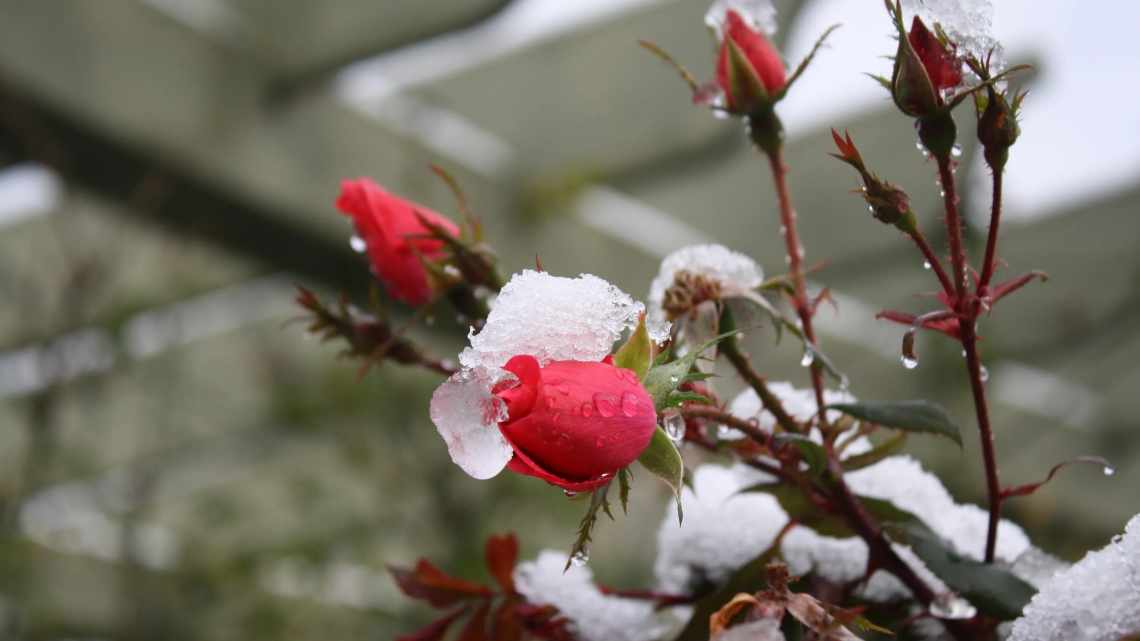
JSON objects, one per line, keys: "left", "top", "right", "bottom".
{"left": 715, "top": 10, "right": 786, "bottom": 113}
{"left": 493, "top": 354, "right": 657, "bottom": 491}
{"left": 336, "top": 178, "right": 460, "bottom": 306}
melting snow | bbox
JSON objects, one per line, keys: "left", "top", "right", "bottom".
{"left": 460, "top": 270, "right": 645, "bottom": 371}
{"left": 514, "top": 550, "right": 673, "bottom": 641}
{"left": 1007, "top": 513, "right": 1140, "bottom": 641}
{"left": 646, "top": 244, "right": 764, "bottom": 329}
{"left": 428, "top": 368, "right": 514, "bottom": 480}
{"left": 901, "top": 0, "right": 1003, "bottom": 69}
{"left": 705, "top": 0, "right": 778, "bottom": 39}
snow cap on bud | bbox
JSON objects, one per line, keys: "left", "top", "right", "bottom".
{"left": 494, "top": 355, "right": 657, "bottom": 491}
{"left": 715, "top": 9, "right": 786, "bottom": 113}
{"left": 885, "top": 1, "right": 962, "bottom": 119}
{"left": 830, "top": 129, "right": 917, "bottom": 234}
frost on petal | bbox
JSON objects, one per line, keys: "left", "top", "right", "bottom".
{"left": 646, "top": 244, "right": 764, "bottom": 329}
{"left": 901, "top": 0, "right": 1003, "bottom": 71}
{"left": 655, "top": 464, "right": 786, "bottom": 593}
{"left": 705, "top": 0, "right": 777, "bottom": 39}
{"left": 514, "top": 550, "right": 673, "bottom": 641}
{"left": 459, "top": 270, "right": 644, "bottom": 371}
{"left": 1008, "top": 514, "right": 1140, "bottom": 641}
{"left": 428, "top": 369, "right": 513, "bottom": 480}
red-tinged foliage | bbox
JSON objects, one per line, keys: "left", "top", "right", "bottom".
{"left": 396, "top": 607, "right": 468, "bottom": 641}
{"left": 456, "top": 602, "right": 492, "bottom": 641}
{"left": 492, "top": 599, "right": 524, "bottom": 641}
{"left": 485, "top": 534, "right": 519, "bottom": 594}
{"left": 390, "top": 559, "right": 493, "bottom": 608}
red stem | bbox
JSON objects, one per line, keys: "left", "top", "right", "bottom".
{"left": 937, "top": 154, "right": 1002, "bottom": 564}
{"left": 765, "top": 149, "right": 827, "bottom": 415}
{"left": 908, "top": 229, "right": 955, "bottom": 297}
{"left": 978, "top": 168, "right": 1004, "bottom": 291}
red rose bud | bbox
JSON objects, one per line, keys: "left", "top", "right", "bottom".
{"left": 715, "top": 10, "right": 786, "bottom": 113}
{"left": 336, "top": 178, "right": 460, "bottom": 306}
{"left": 976, "top": 86, "right": 1024, "bottom": 171}
{"left": 492, "top": 355, "right": 657, "bottom": 491}
{"left": 888, "top": 6, "right": 961, "bottom": 118}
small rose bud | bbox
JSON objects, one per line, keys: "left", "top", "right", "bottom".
{"left": 830, "top": 129, "right": 918, "bottom": 234}
{"left": 976, "top": 87, "right": 1023, "bottom": 171}
{"left": 887, "top": 3, "right": 962, "bottom": 119}
{"left": 336, "top": 178, "right": 460, "bottom": 306}
{"left": 493, "top": 354, "right": 657, "bottom": 491}
{"left": 715, "top": 9, "right": 786, "bottom": 113}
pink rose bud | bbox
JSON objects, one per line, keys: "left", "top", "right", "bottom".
{"left": 715, "top": 9, "right": 786, "bottom": 112}
{"left": 492, "top": 355, "right": 657, "bottom": 491}
{"left": 908, "top": 16, "right": 962, "bottom": 95}
{"left": 336, "top": 178, "right": 460, "bottom": 306}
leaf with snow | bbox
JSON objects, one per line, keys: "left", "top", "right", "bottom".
{"left": 827, "top": 400, "right": 962, "bottom": 447}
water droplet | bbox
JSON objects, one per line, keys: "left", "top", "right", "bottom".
{"left": 593, "top": 393, "right": 618, "bottom": 418}
{"left": 779, "top": 225, "right": 787, "bottom": 236}
{"left": 867, "top": 205, "right": 876, "bottom": 214}
{"left": 939, "top": 189, "right": 946, "bottom": 197}
{"left": 923, "top": 260, "right": 932, "bottom": 270}
{"left": 580, "top": 402, "right": 594, "bottom": 418}
{"left": 570, "top": 549, "right": 589, "bottom": 567}
{"left": 962, "top": 349, "right": 968, "bottom": 358}
{"left": 1104, "top": 465, "right": 1116, "bottom": 477}
{"left": 620, "top": 392, "right": 641, "bottom": 417}
{"left": 349, "top": 235, "right": 367, "bottom": 253}
{"left": 800, "top": 348, "right": 815, "bottom": 368}
{"left": 951, "top": 143, "right": 963, "bottom": 158}
{"left": 979, "top": 365, "right": 989, "bottom": 382}
{"left": 443, "top": 264, "right": 462, "bottom": 279}
{"left": 662, "top": 409, "right": 685, "bottom": 444}
{"left": 930, "top": 593, "right": 977, "bottom": 620}
{"left": 915, "top": 140, "right": 930, "bottom": 159}
{"left": 901, "top": 354, "right": 919, "bottom": 369}
{"left": 717, "top": 424, "right": 744, "bottom": 441}
{"left": 838, "top": 375, "right": 851, "bottom": 392}
{"left": 668, "top": 375, "right": 680, "bottom": 385}
{"left": 563, "top": 489, "right": 578, "bottom": 498}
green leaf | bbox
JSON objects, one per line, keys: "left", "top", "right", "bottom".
{"left": 661, "top": 390, "right": 713, "bottom": 408}
{"left": 740, "top": 484, "right": 920, "bottom": 538}
{"left": 613, "top": 313, "right": 653, "bottom": 379}
{"left": 674, "top": 535, "right": 786, "bottom": 641}
{"left": 637, "top": 427, "right": 684, "bottom": 522}
{"left": 841, "top": 432, "right": 908, "bottom": 471}
{"left": 617, "top": 467, "right": 632, "bottom": 515}
{"left": 826, "top": 400, "right": 962, "bottom": 447}
{"left": 773, "top": 434, "right": 828, "bottom": 478}
{"left": 642, "top": 332, "right": 734, "bottom": 410}
{"left": 566, "top": 483, "right": 612, "bottom": 571}
{"left": 887, "top": 523, "right": 1036, "bottom": 620}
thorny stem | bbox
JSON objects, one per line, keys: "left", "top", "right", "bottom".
{"left": 765, "top": 149, "right": 827, "bottom": 416}
{"left": 681, "top": 405, "right": 772, "bottom": 448}
{"left": 907, "top": 228, "right": 955, "bottom": 297}
{"left": 978, "top": 168, "right": 1004, "bottom": 291}
{"left": 937, "top": 154, "right": 1002, "bottom": 564}
{"left": 719, "top": 339, "right": 802, "bottom": 434}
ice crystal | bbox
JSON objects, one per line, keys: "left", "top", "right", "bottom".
{"left": 514, "top": 550, "right": 672, "bottom": 641}
{"left": 901, "top": 0, "right": 1004, "bottom": 71}
{"left": 705, "top": 0, "right": 778, "bottom": 39}
{"left": 428, "top": 368, "right": 514, "bottom": 480}
{"left": 459, "top": 270, "right": 644, "bottom": 371}
{"left": 1007, "top": 514, "right": 1140, "bottom": 641}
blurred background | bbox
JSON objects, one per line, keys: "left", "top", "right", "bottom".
{"left": 1, "top": 0, "right": 1137, "bottom": 639}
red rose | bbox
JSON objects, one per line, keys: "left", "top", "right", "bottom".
{"left": 492, "top": 355, "right": 657, "bottom": 492}
{"left": 715, "top": 9, "right": 786, "bottom": 112}
{"left": 336, "top": 178, "right": 460, "bottom": 306}
{"left": 907, "top": 16, "right": 962, "bottom": 94}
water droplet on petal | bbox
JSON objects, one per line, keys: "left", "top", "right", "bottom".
{"left": 923, "top": 260, "right": 932, "bottom": 270}
{"left": 1104, "top": 465, "right": 1116, "bottom": 477}
{"left": 901, "top": 354, "right": 919, "bottom": 369}
{"left": 570, "top": 549, "right": 589, "bottom": 567}
{"left": 349, "top": 235, "right": 367, "bottom": 253}
{"left": 620, "top": 392, "right": 641, "bottom": 417}
{"left": 800, "top": 348, "right": 815, "bottom": 368}
{"left": 580, "top": 402, "right": 594, "bottom": 417}
{"left": 594, "top": 393, "right": 618, "bottom": 418}
{"left": 930, "top": 593, "right": 976, "bottom": 620}
{"left": 662, "top": 409, "right": 685, "bottom": 444}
